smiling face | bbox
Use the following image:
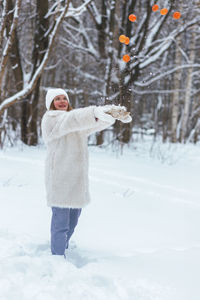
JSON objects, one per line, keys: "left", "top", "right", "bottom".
{"left": 53, "top": 94, "right": 69, "bottom": 111}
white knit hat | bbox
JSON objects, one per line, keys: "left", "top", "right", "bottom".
{"left": 45, "top": 88, "right": 70, "bottom": 110}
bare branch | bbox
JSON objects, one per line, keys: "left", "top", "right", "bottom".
{"left": 0, "top": 0, "right": 8, "bottom": 47}
{"left": 0, "top": 0, "right": 71, "bottom": 114}
{"left": 80, "top": 0, "right": 100, "bottom": 27}
{"left": 134, "top": 64, "right": 200, "bottom": 87}
{"left": 66, "top": 0, "right": 94, "bottom": 18}
{"left": 139, "top": 17, "right": 200, "bottom": 69}
{"left": 0, "top": 0, "right": 21, "bottom": 89}
{"left": 61, "top": 16, "right": 99, "bottom": 59}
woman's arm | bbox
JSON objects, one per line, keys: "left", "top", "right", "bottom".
{"left": 85, "top": 105, "right": 132, "bottom": 136}
{"left": 85, "top": 118, "right": 115, "bottom": 136}
{"left": 41, "top": 106, "right": 114, "bottom": 143}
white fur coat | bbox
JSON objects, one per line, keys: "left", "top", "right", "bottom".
{"left": 41, "top": 106, "right": 115, "bottom": 208}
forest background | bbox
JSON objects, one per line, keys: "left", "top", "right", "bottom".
{"left": 0, "top": 0, "right": 200, "bottom": 148}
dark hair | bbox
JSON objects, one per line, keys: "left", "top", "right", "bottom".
{"left": 50, "top": 101, "right": 73, "bottom": 111}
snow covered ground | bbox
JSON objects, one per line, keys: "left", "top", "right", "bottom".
{"left": 0, "top": 140, "right": 200, "bottom": 300}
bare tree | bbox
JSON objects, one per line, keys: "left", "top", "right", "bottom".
{"left": 0, "top": 0, "right": 93, "bottom": 146}
{"left": 179, "top": 28, "right": 196, "bottom": 142}
{"left": 1, "top": 0, "right": 200, "bottom": 147}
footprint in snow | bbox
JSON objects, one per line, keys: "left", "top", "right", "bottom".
{"left": 66, "top": 248, "right": 98, "bottom": 268}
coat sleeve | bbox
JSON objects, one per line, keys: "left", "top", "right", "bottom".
{"left": 41, "top": 106, "right": 114, "bottom": 143}
{"left": 85, "top": 118, "right": 115, "bottom": 136}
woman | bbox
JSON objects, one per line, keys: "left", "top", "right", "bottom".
{"left": 41, "top": 88, "right": 132, "bottom": 257}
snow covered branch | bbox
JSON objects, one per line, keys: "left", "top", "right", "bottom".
{"left": 66, "top": 0, "right": 94, "bottom": 18}
{"left": 61, "top": 17, "right": 99, "bottom": 60}
{"left": 0, "top": 0, "right": 21, "bottom": 89}
{"left": 0, "top": 0, "right": 71, "bottom": 114}
{"left": 80, "top": 0, "right": 101, "bottom": 27}
{"left": 0, "top": 0, "right": 8, "bottom": 47}
{"left": 139, "top": 17, "right": 200, "bottom": 69}
{"left": 134, "top": 64, "right": 200, "bottom": 87}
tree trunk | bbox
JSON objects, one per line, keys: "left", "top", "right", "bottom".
{"left": 119, "top": 87, "right": 132, "bottom": 144}
{"left": 171, "top": 34, "right": 182, "bottom": 143}
{"left": 179, "top": 29, "right": 196, "bottom": 142}
{"left": 21, "top": 0, "right": 48, "bottom": 145}
{"left": 98, "top": 0, "right": 107, "bottom": 58}
{"left": 0, "top": 0, "right": 21, "bottom": 91}
{"left": 105, "top": 0, "right": 117, "bottom": 97}
{"left": 6, "top": 0, "right": 23, "bottom": 92}
{"left": 171, "top": 0, "right": 183, "bottom": 143}
{"left": 97, "top": 0, "right": 117, "bottom": 146}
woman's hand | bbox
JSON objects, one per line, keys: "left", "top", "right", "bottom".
{"left": 94, "top": 105, "right": 132, "bottom": 123}
{"left": 94, "top": 106, "right": 116, "bottom": 123}
{"left": 105, "top": 105, "right": 132, "bottom": 123}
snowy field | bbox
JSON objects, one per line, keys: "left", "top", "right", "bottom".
{"left": 0, "top": 140, "right": 200, "bottom": 300}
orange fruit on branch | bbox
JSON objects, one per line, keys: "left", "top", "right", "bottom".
{"left": 173, "top": 11, "right": 181, "bottom": 19}
{"left": 152, "top": 4, "right": 159, "bottom": 12}
{"left": 123, "top": 54, "right": 131, "bottom": 63}
{"left": 119, "top": 35, "right": 127, "bottom": 43}
{"left": 124, "top": 37, "right": 130, "bottom": 45}
{"left": 160, "top": 8, "right": 168, "bottom": 15}
{"left": 129, "top": 14, "right": 137, "bottom": 22}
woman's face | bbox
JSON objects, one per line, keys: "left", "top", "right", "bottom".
{"left": 53, "top": 94, "right": 69, "bottom": 110}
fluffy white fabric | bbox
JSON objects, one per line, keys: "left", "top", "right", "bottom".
{"left": 94, "top": 105, "right": 132, "bottom": 123}
{"left": 41, "top": 106, "right": 115, "bottom": 208}
{"left": 45, "top": 88, "right": 70, "bottom": 110}
{"left": 94, "top": 106, "right": 116, "bottom": 123}
{"left": 120, "top": 115, "right": 132, "bottom": 123}
{"left": 102, "top": 105, "right": 132, "bottom": 123}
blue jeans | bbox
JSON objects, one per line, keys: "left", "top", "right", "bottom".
{"left": 51, "top": 207, "right": 82, "bottom": 256}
